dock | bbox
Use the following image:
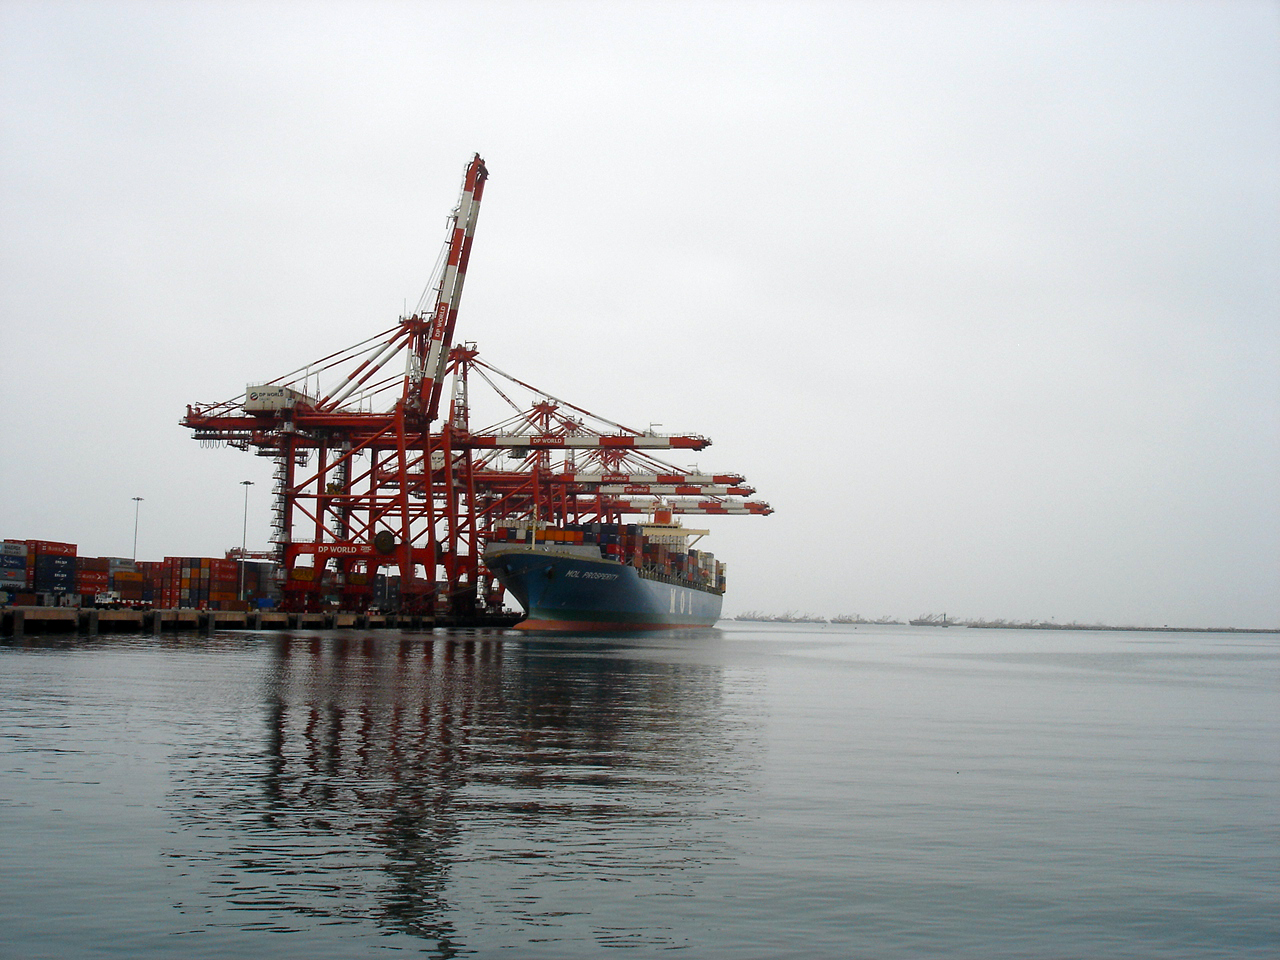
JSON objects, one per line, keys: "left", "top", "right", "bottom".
{"left": 0, "top": 607, "right": 519, "bottom": 638}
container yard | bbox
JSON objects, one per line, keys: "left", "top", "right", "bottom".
{"left": 1, "top": 540, "right": 279, "bottom": 612}
{"left": 0, "top": 537, "right": 519, "bottom": 637}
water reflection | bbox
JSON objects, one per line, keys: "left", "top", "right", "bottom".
{"left": 168, "top": 632, "right": 757, "bottom": 955}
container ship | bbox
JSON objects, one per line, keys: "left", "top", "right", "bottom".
{"left": 483, "top": 509, "right": 725, "bottom": 630}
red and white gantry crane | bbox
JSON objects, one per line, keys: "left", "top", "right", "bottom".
{"left": 182, "top": 156, "right": 770, "bottom": 616}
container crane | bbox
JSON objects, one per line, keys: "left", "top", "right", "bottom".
{"left": 182, "top": 156, "right": 770, "bottom": 617}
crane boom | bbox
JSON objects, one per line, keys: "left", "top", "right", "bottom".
{"left": 408, "top": 153, "right": 488, "bottom": 419}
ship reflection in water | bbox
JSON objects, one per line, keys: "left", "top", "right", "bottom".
{"left": 165, "top": 631, "right": 759, "bottom": 955}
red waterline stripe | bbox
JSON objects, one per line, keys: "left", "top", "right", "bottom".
{"left": 513, "top": 619, "right": 713, "bottom": 632}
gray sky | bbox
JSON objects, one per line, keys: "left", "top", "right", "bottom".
{"left": 2, "top": 0, "right": 1277, "bottom": 627}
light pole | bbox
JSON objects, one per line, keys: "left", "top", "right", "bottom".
{"left": 239, "top": 481, "right": 253, "bottom": 603}
{"left": 131, "top": 497, "right": 144, "bottom": 561}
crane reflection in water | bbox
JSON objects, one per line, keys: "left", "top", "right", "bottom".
{"left": 165, "top": 632, "right": 760, "bottom": 955}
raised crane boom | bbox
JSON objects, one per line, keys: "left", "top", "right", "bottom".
{"left": 408, "top": 153, "right": 488, "bottom": 419}
{"left": 318, "top": 154, "right": 489, "bottom": 417}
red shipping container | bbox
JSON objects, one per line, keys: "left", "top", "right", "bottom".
{"left": 26, "top": 540, "right": 77, "bottom": 557}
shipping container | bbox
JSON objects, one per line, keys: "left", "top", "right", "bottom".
{"left": 25, "top": 540, "right": 77, "bottom": 557}
{"left": 243, "top": 383, "right": 314, "bottom": 413}
{"left": 33, "top": 555, "right": 75, "bottom": 591}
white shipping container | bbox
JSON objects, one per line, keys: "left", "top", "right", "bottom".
{"left": 1, "top": 542, "right": 28, "bottom": 557}
{"left": 244, "top": 384, "right": 315, "bottom": 413}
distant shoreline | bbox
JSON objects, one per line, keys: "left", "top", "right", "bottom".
{"left": 966, "top": 623, "right": 1279, "bottom": 634}
{"left": 731, "top": 616, "right": 1279, "bottom": 634}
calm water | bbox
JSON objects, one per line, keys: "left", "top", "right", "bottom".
{"left": 1, "top": 623, "right": 1275, "bottom": 958}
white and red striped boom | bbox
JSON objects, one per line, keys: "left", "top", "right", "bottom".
{"left": 408, "top": 153, "right": 488, "bottom": 419}
{"left": 596, "top": 498, "right": 773, "bottom": 516}
{"left": 319, "top": 154, "right": 489, "bottom": 415}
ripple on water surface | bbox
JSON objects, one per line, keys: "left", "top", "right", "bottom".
{"left": 1, "top": 626, "right": 1276, "bottom": 958}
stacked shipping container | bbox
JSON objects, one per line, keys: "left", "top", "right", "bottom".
{"left": 27, "top": 541, "right": 76, "bottom": 593}
{"left": 1, "top": 542, "right": 29, "bottom": 592}
{"left": 372, "top": 573, "right": 401, "bottom": 611}
{"left": 156, "top": 557, "right": 277, "bottom": 610}
{"left": 0, "top": 540, "right": 77, "bottom": 604}
{"left": 76, "top": 556, "right": 109, "bottom": 598}
{"left": 1, "top": 538, "right": 282, "bottom": 610}
{"left": 489, "top": 523, "right": 727, "bottom": 593}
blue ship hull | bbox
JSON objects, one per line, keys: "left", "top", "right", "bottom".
{"left": 484, "top": 545, "right": 723, "bottom": 630}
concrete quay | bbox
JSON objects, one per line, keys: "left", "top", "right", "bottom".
{"left": 1, "top": 607, "right": 519, "bottom": 638}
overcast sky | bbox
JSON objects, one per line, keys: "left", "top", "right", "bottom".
{"left": 2, "top": 1, "right": 1277, "bottom": 627}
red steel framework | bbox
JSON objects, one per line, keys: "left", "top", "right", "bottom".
{"left": 182, "top": 155, "right": 771, "bottom": 615}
